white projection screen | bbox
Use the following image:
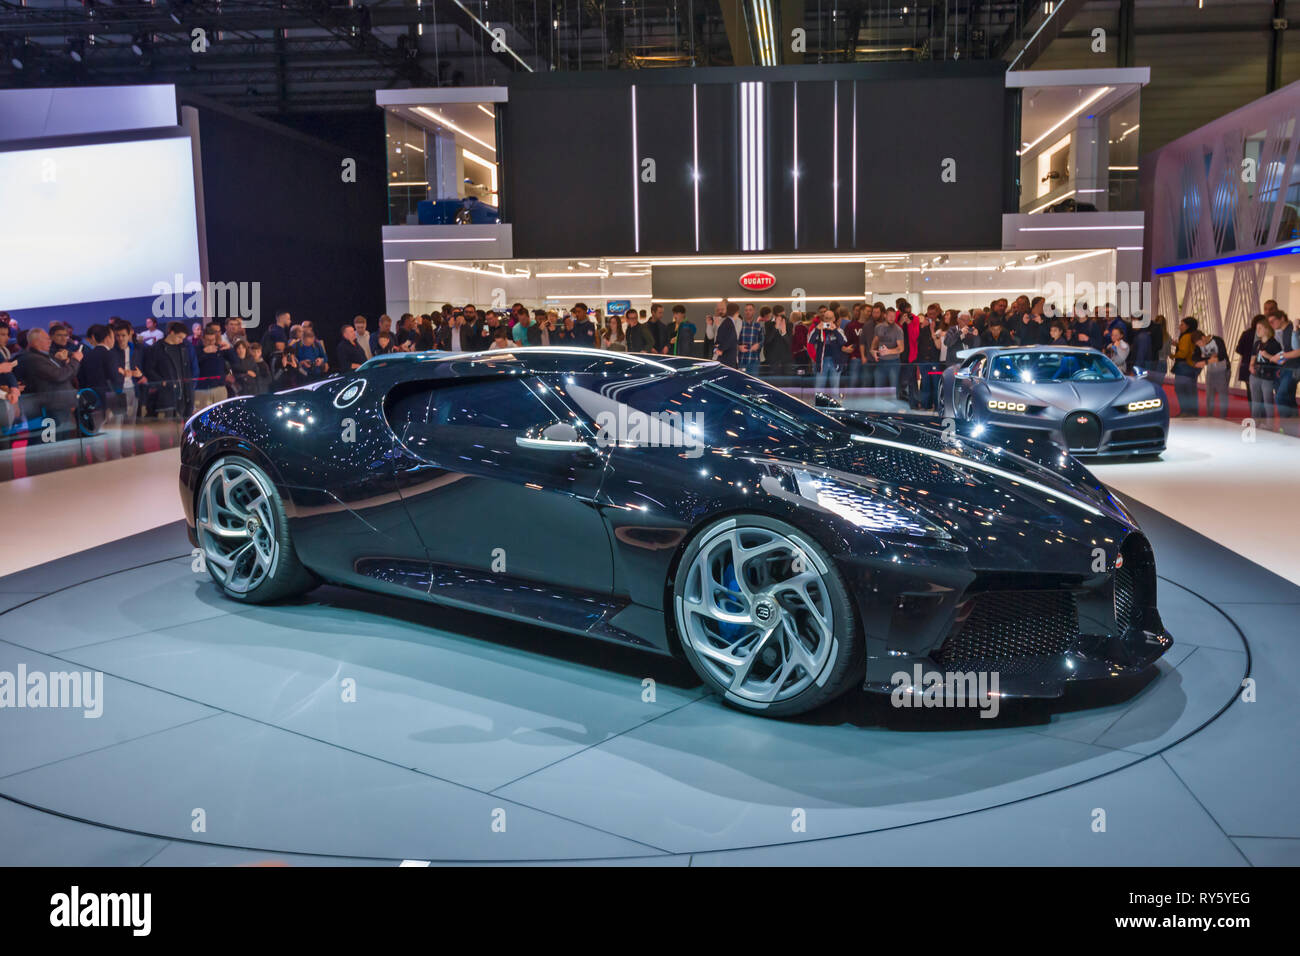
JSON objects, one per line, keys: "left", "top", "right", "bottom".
{"left": 0, "top": 135, "right": 202, "bottom": 311}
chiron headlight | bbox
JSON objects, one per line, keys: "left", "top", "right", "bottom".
{"left": 988, "top": 399, "right": 1028, "bottom": 412}
{"left": 1126, "top": 398, "right": 1163, "bottom": 412}
{"left": 793, "top": 472, "right": 948, "bottom": 539}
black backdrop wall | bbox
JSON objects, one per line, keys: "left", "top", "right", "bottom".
{"left": 184, "top": 98, "right": 387, "bottom": 351}
{"left": 503, "top": 62, "right": 1013, "bottom": 260}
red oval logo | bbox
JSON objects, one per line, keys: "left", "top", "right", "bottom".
{"left": 738, "top": 270, "right": 776, "bottom": 292}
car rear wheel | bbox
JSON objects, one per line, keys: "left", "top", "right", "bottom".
{"left": 672, "top": 515, "right": 862, "bottom": 717}
{"left": 196, "top": 455, "right": 318, "bottom": 604}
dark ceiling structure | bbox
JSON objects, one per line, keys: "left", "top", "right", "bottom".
{"left": 0, "top": 1, "right": 1072, "bottom": 113}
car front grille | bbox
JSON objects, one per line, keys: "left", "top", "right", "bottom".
{"left": 1062, "top": 411, "right": 1103, "bottom": 451}
{"left": 937, "top": 589, "right": 1079, "bottom": 675}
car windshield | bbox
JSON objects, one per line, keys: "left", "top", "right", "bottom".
{"left": 559, "top": 366, "right": 846, "bottom": 449}
{"left": 989, "top": 350, "right": 1123, "bottom": 383}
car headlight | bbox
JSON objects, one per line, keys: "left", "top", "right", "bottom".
{"left": 988, "top": 399, "right": 1028, "bottom": 412}
{"left": 793, "top": 472, "right": 948, "bottom": 539}
{"left": 1126, "top": 398, "right": 1163, "bottom": 412}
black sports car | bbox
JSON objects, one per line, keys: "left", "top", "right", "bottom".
{"left": 179, "top": 347, "right": 1172, "bottom": 717}
{"left": 937, "top": 346, "right": 1169, "bottom": 457}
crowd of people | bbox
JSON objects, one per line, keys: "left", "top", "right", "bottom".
{"left": 3, "top": 292, "right": 1298, "bottom": 443}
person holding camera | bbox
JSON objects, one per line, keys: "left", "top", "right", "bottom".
{"left": 808, "top": 309, "right": 847, "bottom": 393}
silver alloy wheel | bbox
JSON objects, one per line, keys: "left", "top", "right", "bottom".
{"left": 197, "top": 461, "right": 280, "bottom": 595}
{"left": 677, "top": 523, "right": 835, "bottom": 706}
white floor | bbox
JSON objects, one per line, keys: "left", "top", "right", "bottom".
{"left": 0, "top": 448, "right": 184, "bottom": 577}
{"left": 1091, "top": 418, "right": 1300, "bottom": 587}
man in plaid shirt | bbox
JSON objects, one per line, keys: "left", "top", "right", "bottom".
{"left": 738, "top": 309, "right": 764, "bottom": 375}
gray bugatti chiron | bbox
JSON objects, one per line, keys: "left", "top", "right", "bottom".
{"left": 937, "top": 346, "right": 1168, "bottom": 457}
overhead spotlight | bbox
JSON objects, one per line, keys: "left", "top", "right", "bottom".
{"left": 67, "top": 38, "right": 84, "bottom": 63}
{"left": 130, "top": 34, "right": 146, "bottom": 56}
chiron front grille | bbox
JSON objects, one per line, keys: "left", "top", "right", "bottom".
{"left": 937, "top": 590, "right": 1079, "bottom": 675}
{"left": 1062, "top": 411, "right": 1103, "bottom": 451}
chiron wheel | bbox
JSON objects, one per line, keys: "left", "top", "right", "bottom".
{"left": 672, "top": 515, "right": 862, "bottom": 717}
{"left": 196, "top": 455, "right": 318, "bottom": 603}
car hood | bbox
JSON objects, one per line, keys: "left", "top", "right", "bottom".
{"left": 750, "top": 420, "right": 1135, "bottom": 572}
{"left": 983, "top": 376, "right": 1149, "bottom": 411}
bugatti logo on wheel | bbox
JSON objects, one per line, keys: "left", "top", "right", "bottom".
{"left": 738, "top": 270, "right": 777, "bottom": 292}
{"left": 753, "top": 599, "right": 777, "bottom": 624}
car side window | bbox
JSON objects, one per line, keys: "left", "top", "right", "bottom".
{"left": 392, "top": 378, "right": 563, "bottom": 457}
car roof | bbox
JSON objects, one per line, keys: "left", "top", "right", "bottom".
{"left": 955, "top": 345, "right": 1106, "bottom": 361}
{"left": 360, "top": 346, "right": 714, "bottom": 377}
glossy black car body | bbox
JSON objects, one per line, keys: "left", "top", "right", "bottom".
{"left": 937, "top": 346, "right": 1169, "bottom": 457}
{"left": 180, "top": 347, "right": 1172, "bottom": 705}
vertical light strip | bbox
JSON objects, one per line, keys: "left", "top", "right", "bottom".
{"left": 740, "top": 83, "right": 750, "bottom": 251}
{"left": 754, "top": 83, "right": 759, "bottom": 251}
{"left": 631, "top": 85, "right": 640, "bottom": 254}
{"left": 852, "top": 83, "right": 858, "bottom": 249}
{"left": 692, "top": 83, "right": 700, "bottom": 252}
{"left": 833, "top": 81, "right": 839, "bottom": 249}
{"left": 793, "top": 82, "right": 799, "bottom": 251}
{"left": 749, "top": 82, "right": 758, "bottom": 251}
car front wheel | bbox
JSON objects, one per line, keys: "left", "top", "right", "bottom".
{"left": 672, "top": 515, "right": 862, "bottom": 717}
{"left": 196, "top": 455, "right": 318, "bottom": 603}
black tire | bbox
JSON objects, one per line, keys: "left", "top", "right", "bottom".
{"left": 196, "top": 455, "right": 319, "bottom": 604}
{"left": 671, "top": 514, "right": 863, "bottom": 718}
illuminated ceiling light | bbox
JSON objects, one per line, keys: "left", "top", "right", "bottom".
{"left": 1019, "top": 86, "right": 1112, "bottom": 156}
{"left": 414, "top": 106, "right": 495, "bottom": 153}
{"left": 1008, "top": 249, "right": 1109, "bottom": 270}
{"left": 414, "top": 260, "right": 522, "bottom": 278}
{"left": 1026, "top": 188, "right": 1075, "bottom": 214}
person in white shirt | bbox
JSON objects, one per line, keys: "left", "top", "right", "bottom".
{"left": 139, "top": 316, "right": 164, "bottom": 346}
{"left": 353, "top": 315, "right": 373, "bottom": 360}
{"left": 1106, "top": 326, "right": 1131, "bottom": 369}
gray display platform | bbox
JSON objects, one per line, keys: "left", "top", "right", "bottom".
{"left": 0, "top": 504, "right": 1291, "bottom": 866}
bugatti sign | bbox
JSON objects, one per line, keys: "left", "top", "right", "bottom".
{"left": 738, "top": 270, "right": 777, "bottom": 292}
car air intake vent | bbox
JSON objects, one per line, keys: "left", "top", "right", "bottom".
{"left": 937, "top": 590, "right": 1078, "bottom": 674}
{"left": 850, "top": 445, "right": 965, "bottom": 485}
{"left": 1114, "top": 564, "right": 1136, "bottom": 633}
